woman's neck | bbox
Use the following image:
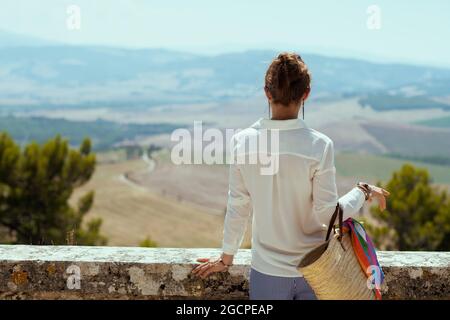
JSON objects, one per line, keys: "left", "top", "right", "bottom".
{"left": 270, "top": 102, "right": 301, "bottom": 120}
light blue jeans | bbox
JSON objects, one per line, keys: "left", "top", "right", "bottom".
{"left": 249, "top": 268, "right": 317, "bottom": 300}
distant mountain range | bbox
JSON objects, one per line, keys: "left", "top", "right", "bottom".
{"left": 0, "top": 30, "right": 59, "bottom": 47}
{"left": 1, "top": 31, "right": 450, "bottom": 111}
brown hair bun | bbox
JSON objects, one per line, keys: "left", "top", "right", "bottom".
{"left": 265, "top": 52, "right": 311, "bottom": 106}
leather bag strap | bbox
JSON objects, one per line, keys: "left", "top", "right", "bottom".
{"left": 325, "top": 202, "right": 343, "bottom": 241}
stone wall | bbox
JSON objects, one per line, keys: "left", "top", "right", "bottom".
{"left": 0, "top": 245, "right": 449, "bottom": 299}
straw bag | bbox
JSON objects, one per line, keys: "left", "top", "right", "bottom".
{"left": 298, "top": 203, "right": 375, "bottom": 300}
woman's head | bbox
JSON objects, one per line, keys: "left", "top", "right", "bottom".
{"left": 264, "top": 52, "right": 311, "bottom": 107}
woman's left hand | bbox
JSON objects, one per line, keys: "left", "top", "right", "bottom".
{"left": 192, "top": 257, "right": 229, "bottom": 278}
{"left": 367, "top": 184, "right": 390, "bottom": 211}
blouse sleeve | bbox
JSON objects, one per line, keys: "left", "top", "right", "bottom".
{"left": 221, "top": 163, "right": 252, "bottom": 255}
{"left": 312, "top": 140, "right": 365, "bottom": 225}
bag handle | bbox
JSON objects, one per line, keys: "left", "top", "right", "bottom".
{"left": 325, "top": 202, "right": 343, "bottom": 242}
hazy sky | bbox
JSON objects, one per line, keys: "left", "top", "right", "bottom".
{"left": 1, "top": 0, "right": 450, "bottom": 67}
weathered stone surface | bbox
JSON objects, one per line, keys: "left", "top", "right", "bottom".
{"left": 378, "top": 251, "right": 450, "bottom": 299}
{"left": 0, "top": 245, "right": 448, "bottom": 300}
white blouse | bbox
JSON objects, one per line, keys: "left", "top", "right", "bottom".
{"left": 222, "top": 117, "right": 365, "bottom": 277}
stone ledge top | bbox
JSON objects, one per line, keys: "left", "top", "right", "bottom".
{"left": 1, "top": 245, "right": 449, "bottom": 268}
{"left": 0, "top": 245, "right": 251, "bottom": 265}
{"left": 378, "top": 250, "right": 450, "bottom": 268}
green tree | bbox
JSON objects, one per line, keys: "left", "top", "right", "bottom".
{"left": 367, "top": 164, "right": 450, "bottom": 251}
{"left": 0, "top": 133, "right": 107, "bottom": 245}
{"left": 139, "top": 236, "right": 158, "bottom": 248}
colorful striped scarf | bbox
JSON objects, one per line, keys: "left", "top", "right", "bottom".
{"left": 342, "top": 218, "right": 384, "bottom": 300}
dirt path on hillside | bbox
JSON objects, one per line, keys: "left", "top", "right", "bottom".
{"left": 70, "top": 159, "right": 253, "bottom": 248}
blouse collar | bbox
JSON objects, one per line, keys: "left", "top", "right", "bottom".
{"left": 251, "top": 117, "right": 308, "bottom": 130}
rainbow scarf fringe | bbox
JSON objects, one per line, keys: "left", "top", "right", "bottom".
{"left": 342, "top": 218, "right": 384, "bottom": 300}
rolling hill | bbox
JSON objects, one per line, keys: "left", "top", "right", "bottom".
{"left": 1, "top": 31, "right": 450, "bottom": 111}
{"left": 0, "top": 116, "right": 179, "bottom": 150}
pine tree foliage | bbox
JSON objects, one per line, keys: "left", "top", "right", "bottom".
{"left": 0, "top": 133, "right": 107, "bottom": 245}
{"left": 368, "top": 164, "right": 450, "bottom": 251}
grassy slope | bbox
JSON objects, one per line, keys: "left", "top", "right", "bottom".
{"left": 71, "top": 158, "right": 251, "bottom": 247}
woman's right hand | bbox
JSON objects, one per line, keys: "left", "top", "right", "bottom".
{"left": 367, "top": 184, "right": 390, "bottom": 211}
